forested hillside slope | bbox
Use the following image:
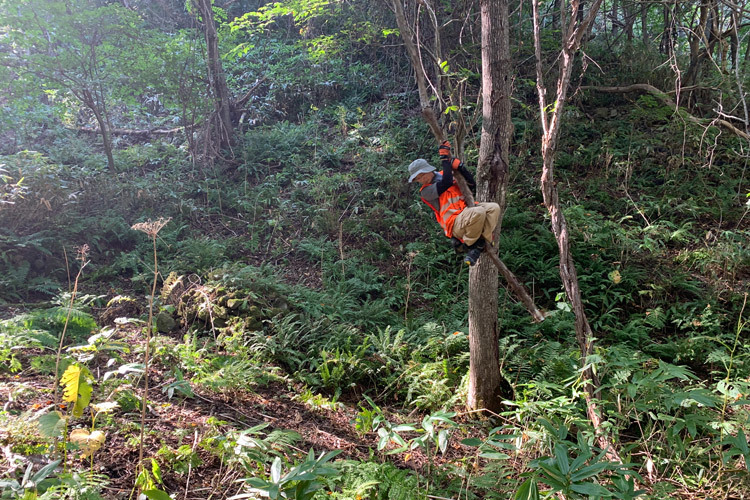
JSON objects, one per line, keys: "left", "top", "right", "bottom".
{"left": 0, "top": 0, "right": 748, "bottom": 499}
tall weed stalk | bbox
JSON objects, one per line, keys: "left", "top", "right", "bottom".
{"left": 131, "top": 217, "right": 170, "bottom": 479}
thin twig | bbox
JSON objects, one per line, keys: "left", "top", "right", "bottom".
{"left": 183, "top": 429, "right": 199, "bottom": 500}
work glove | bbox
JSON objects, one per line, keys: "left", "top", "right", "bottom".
{"left": 438, "top": 140, "right": 451, "bottom": 160}
{"left": 451, "top": 158, "right": 462, "bottom": 170}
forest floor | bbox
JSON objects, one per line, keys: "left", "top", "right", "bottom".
{"left": 1, "top": 316, "right": 488, "bottom": 499}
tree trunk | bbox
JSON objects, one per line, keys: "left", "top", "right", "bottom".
{"left": 622, "top": 0, "right": 634, "bottom": 41}
{"left": 82, "top": 89, "right": 115, "bottom": 172}
{"left": 467, "top": 0, "right": 513, "bottom": 413}
{"left": 193, "top": 0, "right": 234, "bottom": 152}
{"left": 532, "top": 0, "right": 623, "bottom": 462}
{"left": 661, "top": 2, "right": 676, "bottom": 55}
{"left": 685, "top": 0, "right": 711, "bottom": 87}
{"left": 611, "top": 0, "right": 619, "bottom": 37}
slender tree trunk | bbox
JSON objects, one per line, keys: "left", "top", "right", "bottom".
{"left": 685, "top": 0, "right": 710, "bottom": 86}
{"left": 553, "top": 0, "right": 562, "bottom": 30}
{"left": 641, "top": 1, "right": 648, "bottom": 45}
{"left": 661, "top": 2, "right": 675, "bottom": 54}
{"left": 622, "top": 0, "right": 634, "bottom": 41}
{"left": 611, "top": 0, "right": 619, "bottom": 37}
{"left": 730, "top": 10, "right": 739, "bottom": 71}
{"left": 82, "top": 90, "right": 115, "bottom": 172}
{"left": 532, "top": 0, "right": 623, "bottom": 462}
{"left": 467, "top": 0, "right": 513, "bottom": 412}
{"left": 193, "top": 0, "right": 234, "bottom": 151}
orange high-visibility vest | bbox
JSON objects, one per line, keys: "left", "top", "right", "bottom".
{"left": 420, "top": 183, "right": 466, "bottom": 238}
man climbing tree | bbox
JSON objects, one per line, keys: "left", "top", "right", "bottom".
{"left": 393, "top": 0, "right": 539, "bottom": 411}
{"left": 408, "top": 141, "right": 500, "bottom": 267}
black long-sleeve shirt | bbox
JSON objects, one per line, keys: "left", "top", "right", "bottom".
{"left": 420, "top": 158, "right": 476, "bottom": 208}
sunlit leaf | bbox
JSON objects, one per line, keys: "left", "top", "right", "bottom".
{"left": 60, "top": 364, "right": 93, "bottom": 417}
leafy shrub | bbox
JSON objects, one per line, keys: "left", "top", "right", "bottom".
{"left": 246, "top": 314, "right": 314, "bottom": 372}
{"left": 6, "top": 297, "right": 99, "bottom": 345}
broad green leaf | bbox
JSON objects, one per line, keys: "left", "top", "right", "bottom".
{"left": 480, "top": 451, "right": 510, "bottom": 460}
{"left": 392, "top": 424, "right": 416, "bottom": 432}
{"left": 570, "top": 461, "right": 610, "bottom": 482}
{"left": 486, "top": 439, "right": 517, "bottom": 450}
{"left": 438, "top": 429, "right": 448, "bottom": 454}
{"left": 317, "top": 449, "right": 342, "bottom": 463}
{"left": 377, "top": 435, "right": 388, "bottom": 451}
{"left": 686, "top": 389, "right": 719, "bottom": 407}
{"left": 514, "top": 478, "right": 539, "bottom": 500}
{"left": 576, "top": 432, "right": 591, "bottom": 456}
{"left": 736, "top": 429, "right": 749, "bottom": 454}
{"left": 461, "top": 438, "right": 483, "bottom": 446}
{"left": 151, "top": 459, "right": 162, "bottom": 485}
{"left": 568, "top": 452, "right": 591, "bottom": 473}
{"left": 38, "top": 411, "right": 65, "bottom": 438}
{"left": 554, "top": 444, "right": 570, "bottom": 475}
{"left": 31, "top": 460, "right": 61, "bottom": 483}
{"left": 142, "top": 490, "right": 171, "bottom": 500}
{"left": 270, "top": 457, "right": 282, "bottom": 483}
{"left": 268, "top": 483, "right": 280, "bottom": 499}
{"left": 537, "top": 460, "right": 566, "bottom": 484}
{"left": 243, "top": 477, "right": 270, "bottom": 488}
{"left": 571, "top": 481, "right": 611, "bottom": 496}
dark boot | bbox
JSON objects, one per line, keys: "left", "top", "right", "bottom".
{"left": 463, "top": 238, "right": 486, "bottom": 266}
{"left": 450, "top": 237, "right": 468, "bottom": 254}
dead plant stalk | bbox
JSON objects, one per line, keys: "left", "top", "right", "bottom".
{"left": 131, "top": 217, "right": 171, "bottom": 478}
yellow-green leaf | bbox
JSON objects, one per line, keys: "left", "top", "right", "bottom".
{"left": 60, "top": 364, "right": 93, "bottom": 417}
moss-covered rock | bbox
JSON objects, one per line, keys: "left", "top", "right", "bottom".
{"left": 156, "top": 311, "right": 176, "bottom": 333}
{"left": 161, "top": 272, "right": 293, "bottom": 335}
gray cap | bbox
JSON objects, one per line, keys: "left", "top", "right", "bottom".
{"left": 407, "top": 159, "right": 436, "bottom": 183}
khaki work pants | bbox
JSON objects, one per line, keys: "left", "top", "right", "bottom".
{"left": 452, "top": 202, "right": 500, "bottom": 246}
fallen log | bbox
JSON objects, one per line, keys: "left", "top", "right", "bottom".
{"left": 67, "top": 125, "right": 192, "bottom": 137}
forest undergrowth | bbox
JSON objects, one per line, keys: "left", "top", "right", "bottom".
{"left": 1, "top": 0, "right": 750, "bottom": 498}
{"left": 1, "top": 97, "right": 748, "bottom": 498}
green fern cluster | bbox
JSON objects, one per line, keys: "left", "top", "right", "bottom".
{"left": 24, "top": 305, "right": 98, "bottom": 343}
{"left": 330, "top": 461, "right": 426, "bottom": 500}
{"left": 0, "top": 317, "right": 56, "bottom": 372}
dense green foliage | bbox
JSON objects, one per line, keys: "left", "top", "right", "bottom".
{"left": 0, "top": 0, "right": 748, "bottom": 498}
